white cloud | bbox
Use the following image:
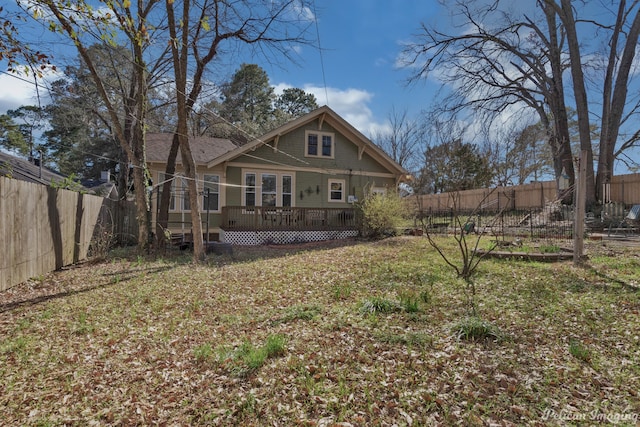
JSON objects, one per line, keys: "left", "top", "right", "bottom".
{"left": 0, "top": 73, "right": 40, "bottom": 113}
{"left": 273, "top": 82, "right": 390, "bottom": 138}
{"left": 0, "top": 68, "right": 61, "bottom": 113}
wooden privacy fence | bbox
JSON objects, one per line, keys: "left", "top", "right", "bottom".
{"left": 0, "top": 177, "right": 138, "bottom": 291}
{"left": 410, "top": 173, "right": 640, "bottom": 212}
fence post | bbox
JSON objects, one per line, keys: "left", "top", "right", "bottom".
{"left": 574, "top": 150, "right": 587, "bottom": 265}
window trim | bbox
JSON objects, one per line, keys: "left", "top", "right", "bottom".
{"left": 305, "top": 130, "right": 335, "bottom": 159}
{"left": 243, "top": 170, "right": 296, "bottom": 207}
{"left": 202, "top": 174, "right": 221, "bottom": 213}
{"left": 328, "top": 179, "right": 345, "bottom": 203}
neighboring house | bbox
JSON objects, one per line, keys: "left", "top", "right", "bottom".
{"left": 0, "top": 151, "right": 67, "bottom": 186}
{"left": 147, "top": 106, "right": 408, "bottom": 245}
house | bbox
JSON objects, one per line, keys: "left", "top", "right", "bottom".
{"left": 0, "top": 151, "right": 67, "bottom": 186}
{"left": 146, "top": 106, "right": 408, "bottom": 245}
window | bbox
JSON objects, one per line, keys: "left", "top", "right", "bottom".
{"left": 261, "top": 174, "right": 277, "bottom": 207}
{"left": 245, "top": 173, "right": 256, "bottom": 206}
{"left": 328, "top": 179, "right": 345, "bottom": 202}
{"left": 282, "top": 175, "right": 292, "bottom": 207}
{"left": 203, "top": 174, "right": 220, "bottom": 211}
{"left": 306, "top": 131, "right": 334, "bottom": 158}
{"left": 307, "top": 133, "right": 318, "bottom": 156}
{"left": 322, "top": 135, "right": 332, "bottom": 156}
{"left": 243, "top": 171, "right": 295, "bottom": 207}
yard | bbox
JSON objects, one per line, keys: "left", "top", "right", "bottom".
{"left": 1, "top": 236, "right": 639, "bottom": 426}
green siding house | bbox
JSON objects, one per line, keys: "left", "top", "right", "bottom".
{"left": 147, "top": 106, "right": 408, "bottom": 245}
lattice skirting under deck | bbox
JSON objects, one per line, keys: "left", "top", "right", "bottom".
{"left": 220, "top": 230, "right": 359, "bottom": 246}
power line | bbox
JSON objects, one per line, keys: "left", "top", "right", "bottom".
{"left": 312, "top": 0, "right": 329, "bottom": 106}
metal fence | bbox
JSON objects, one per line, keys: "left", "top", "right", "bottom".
{"left": 415, "top": 204, "right": 575, "bottom": 241}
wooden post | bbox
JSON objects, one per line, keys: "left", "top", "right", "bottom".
{"left": 574, "top": 150, "right": 587, "bottom": 265}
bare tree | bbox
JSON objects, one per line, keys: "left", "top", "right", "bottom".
{"left": 372, "top": 107, "right": 421, "bottom": 173}
{"left": 31, "top": 0, "right": 166, "bottom": 252}
{"left": 557, "top": 0, "right": 640, "bottom": 202}
{"left": 157, "top": 0, "right": 313, "bottom": 261}
{"left": 400, "top": 1, "right": 576, "bottom": 200}
{"left": 403, "top": 0, "right": 640, "bottom": 207}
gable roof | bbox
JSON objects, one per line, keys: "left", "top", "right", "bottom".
{"left": 206, "top": 105, "right": 408, "bottom": 176}
{"left": 146, "top": 133, "right": 237, "bottom": 165}
{"left": 0, "top": 151, "right": 67, "bottom": 186}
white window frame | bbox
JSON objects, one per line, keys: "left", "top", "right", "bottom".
{"left": 282, "top": 174, "right": 293, "bottom": 207}
{"left": 305, "top": 130, "right": 335, "bottom": 159}
{"left": 328, "top": 179, "right": 345, "bottom": 203}
{"left": 243, "top": 170, "right": 296, "bottom": 207}
{"left": 202, "top": 174, "right": 221, "bottom": 213}
{"left": 261, "top": 173, "right": 277, "bottom": 207}
{"left": 244, "top": 172, "right": 257, "bottom": 207}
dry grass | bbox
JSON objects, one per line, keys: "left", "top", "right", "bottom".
{"left": 1, "top": 236, "right": 639, "bottom": 426}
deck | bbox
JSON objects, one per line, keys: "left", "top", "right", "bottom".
{"left": 221, "top": 206, "right": 357, "bottom": 231}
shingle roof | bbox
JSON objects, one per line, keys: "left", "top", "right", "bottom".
{"left": 145, "top": 133, "right": 237, "bottom": 165}
{"left": 0, "top": 151, "right": 67, "bottom": 185}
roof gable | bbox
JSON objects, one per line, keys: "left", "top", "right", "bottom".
{"left": 206, "top": 106, "right": 407, "bottom": 176}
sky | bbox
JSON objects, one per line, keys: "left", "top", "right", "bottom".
{"left": 263, "top": 0, "right": 444, "bottom": 137}
{"left": 0, "top": 0, "right": 444, "bottom": 139}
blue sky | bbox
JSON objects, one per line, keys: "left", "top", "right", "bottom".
{"left": 263, "top": 0, "right": 443, "bottom": 136}
{"left": 0, "top": 0, "right": 443, "bottom": 139}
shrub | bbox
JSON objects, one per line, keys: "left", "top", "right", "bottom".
{"left": 357, "top": 191, "right": 409, "bottom": 239}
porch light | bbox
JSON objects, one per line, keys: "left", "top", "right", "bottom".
{"left": 316, "top": 185, "right": 320, "bottom": 194}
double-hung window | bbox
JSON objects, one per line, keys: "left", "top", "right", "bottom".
{"left": 261, "top": 174, "right": 277, "bottom": 207}
{"left": 328, "top": 179, "right": 345, "bottom": 202}
{"left": 305, "top": 131, "right": 334, "bottom": 158}
{"left": 245, "top": 173, "right": 256, "bottom": 207}
{"left": 203, "top": 174, "right": 220, "bottom": 212}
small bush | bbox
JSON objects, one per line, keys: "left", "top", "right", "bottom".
{"left": 452, "top": 316, "right": 501, "bottom": 341}
{"left": 357, "top": 191, "right": 409, "bottom": 239}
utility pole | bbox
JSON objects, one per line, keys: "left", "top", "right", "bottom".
{"left": 573, "top": 150, "right": 587, "bottom": 265}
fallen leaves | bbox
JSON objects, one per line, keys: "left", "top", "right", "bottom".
{"left": 0, "top": 237, "right": 639, "bottom": 425}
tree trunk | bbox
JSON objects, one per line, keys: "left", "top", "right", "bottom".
{"left": 156, "top": 134, "right": 180, "bottom": 248}
{"left": 543, "top": 4, "right": 574, "bottom": 203}
{"left": 596, "top": 3, "right": 640, "bottom": 203}
{"left": 166, "top": 0, "right": 205, "bottom": 262}
{"left": 556, "top": 0, "right": 596, "bottom": 208}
